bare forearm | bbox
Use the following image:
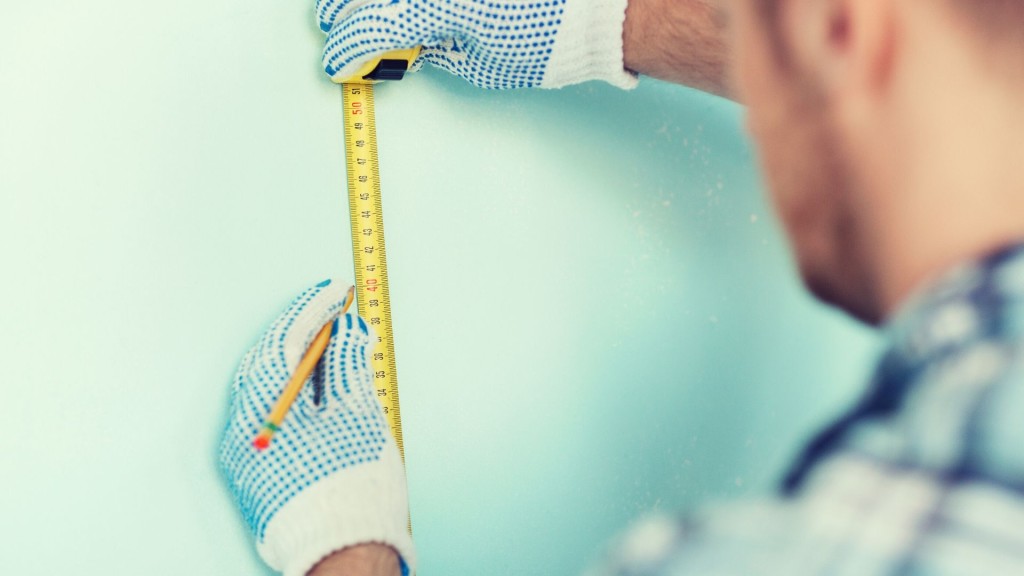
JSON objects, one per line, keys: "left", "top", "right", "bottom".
{"left": 307, "top": 544, "right": 401, "bottom": 576}
{"left": 623, "top": 0, "right": 732, "bottom": 98}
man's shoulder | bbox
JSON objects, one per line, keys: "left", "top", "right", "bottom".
{"left": 962, "top": 341, "right": 1024, "bottom": 487}
{"left": 842, "top": 334, "right": 1024, "bottom": 487}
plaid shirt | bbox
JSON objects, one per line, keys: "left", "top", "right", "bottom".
{"left": 591, "top": 244, "right": 1024, "bottom": 576}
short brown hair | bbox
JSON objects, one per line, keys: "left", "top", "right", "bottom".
{"left": 752, "top": 0, "right": 1024, "bottom": 67}
{"left": 756, "top": 0, "right": 1024, "bottom": 42}
{"left": 947, "top": 0, "right": 1024, "bottom": 42}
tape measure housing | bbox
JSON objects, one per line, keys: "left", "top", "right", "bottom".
{"left": 334, "top": 48, "right": 423, "bottom": 85}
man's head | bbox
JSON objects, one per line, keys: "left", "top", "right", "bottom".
{"left": 727, "top": 0, "right": 1024, "bottom": 324}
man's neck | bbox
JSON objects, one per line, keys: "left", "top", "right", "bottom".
{"left": 862, "top": 12, "right": 1024, "bottom": 320}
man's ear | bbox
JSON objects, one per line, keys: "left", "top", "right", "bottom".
{"left": 776, "top": 0, "right": 895, "bottom": 97}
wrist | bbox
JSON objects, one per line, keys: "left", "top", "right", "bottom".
{"left": 541, "top": 0, "right": 638, "bottom": 89}
{"left": 308, "top": 544, "right": 400, "bottom": 576}
{"left": 623, "top": 0, "right": 732, "bottom": 96}
{"left": 256, "top": 441, "right": 416, "bottom": 576}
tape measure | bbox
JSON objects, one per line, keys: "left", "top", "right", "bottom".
{"left": 336, "top": 47, "right": 421, "bottom": 460}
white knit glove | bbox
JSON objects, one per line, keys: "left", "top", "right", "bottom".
{"left": 316, "top": 0, "right": 638, "bottom": 89}
{"left": 219, "top": 280, "right": 414, "bottom": 576}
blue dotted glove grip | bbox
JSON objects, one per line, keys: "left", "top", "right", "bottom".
{"left": 317, "top": 0, "right": 637, "bottom": 89}
{"left": 219, "top": 280, "right": 414, "bottom": 575}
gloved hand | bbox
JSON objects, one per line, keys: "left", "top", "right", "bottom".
{"left": 219, "top": 280, "right": 414, "bottom": 576}
{"left": 316, "top": 0, "right": 638, "bottom": 89}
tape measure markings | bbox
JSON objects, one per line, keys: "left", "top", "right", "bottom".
{"left": 342, "top": 83, "right": 405, "bottom": 460}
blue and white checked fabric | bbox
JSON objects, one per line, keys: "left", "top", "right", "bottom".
{"left": 316, "top": 0, "right": 637, "bottom": 89}
{"left": 219, "top": 280, "right": 414, "bottom": 576}
{"left": 589, "top": 244, "right": 1024, "bottom": 576}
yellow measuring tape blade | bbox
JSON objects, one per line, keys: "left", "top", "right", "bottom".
{"left": 342, "top": 83, "right": 406, "bottom": 460}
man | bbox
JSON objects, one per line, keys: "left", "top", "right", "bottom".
{"left": 219, "top": 0, "right": 1024, "bottom": 574}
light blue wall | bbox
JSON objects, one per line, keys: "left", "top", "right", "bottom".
{"left": 0, "top": 2, "right": 878, "bottom": 575}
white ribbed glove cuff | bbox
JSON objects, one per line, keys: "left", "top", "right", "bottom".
{"left": 541, "top": 0, "right": 638, "bottom": 89}
{"left": 257, "top": 441, "right": 416, "bottom": 576}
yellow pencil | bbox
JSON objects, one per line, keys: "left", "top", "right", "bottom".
{"left": 253, "top": 286, "right": 355, "bottom": 451}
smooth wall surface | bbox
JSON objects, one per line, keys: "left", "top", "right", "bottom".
{"left": 0, "top": 1, "right": 878, "bottom": 574}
